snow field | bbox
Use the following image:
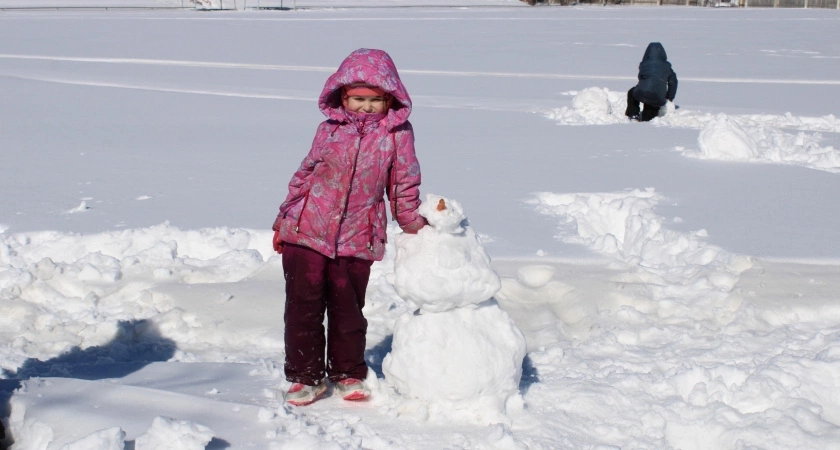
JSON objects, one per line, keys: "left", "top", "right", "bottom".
{"left": 2, "top": 4, "right": 840, "bottom": 449}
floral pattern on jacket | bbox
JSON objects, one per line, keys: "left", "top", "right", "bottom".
{"left": 272, "top": 49, "right": 424, "bottom": 261}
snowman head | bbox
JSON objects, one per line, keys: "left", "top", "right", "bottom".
{"left": 418, "top": 194, "right": 467, "bottom": 234}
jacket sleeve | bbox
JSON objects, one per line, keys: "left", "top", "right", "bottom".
{"left": 273, "top": 123, "right": 328, "bottom": 231}
{"left": 388, "top": 123, "right": 426, "bottom": 233}
{"left": 666, "top": 69, "right": 678, "bottom": 101}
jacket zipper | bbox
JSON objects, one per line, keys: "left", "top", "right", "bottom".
{"left": 337, "top": 134, "right": 363, "bottom": 250}
{"left": 389, "top": 133, "right": 398, "bottom": 219}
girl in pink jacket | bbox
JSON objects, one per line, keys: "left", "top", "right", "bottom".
{"left": 272, "top": 48, "right": 426, "bottom": 406}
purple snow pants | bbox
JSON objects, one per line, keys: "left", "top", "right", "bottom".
{"left": 282, "top": 243, "right": 373, "bottom": 386}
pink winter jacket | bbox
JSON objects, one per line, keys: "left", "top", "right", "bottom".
{"left": 272, "top": 49, "right": 425, "bottom": 261}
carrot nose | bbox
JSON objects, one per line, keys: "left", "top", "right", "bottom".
{"left": 436, "top": 199, "right": 446, "bottom": 211}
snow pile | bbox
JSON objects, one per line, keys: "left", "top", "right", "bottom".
{"left": 571, "top": 87, "right": 612, "bottom": 116}
{"left": 547, "top": 88, "right": 629, "bottom": 125}
{"left": 393, "top": 194, "right": 500, "bottom": 313}
{"left": 681, "top": 113, "right": 840, "bottom": 173}
{"left": 695, "top": 114, "right": 760, "bottom": 160}
{"left": 528, "top": 188, "right": 752, "bottom": 325}
{"left": 494, "top": 264, "right": 588, "bottom": 350}
{"left": 135, "top": 416, "right": 214, "bottom": 450}
{"left": 0, "top": 224, "right": 278, "bottom": 373}
{"left": 385, "top": 195, "right": 525, "bottom": 425}
{"left": 515, "top": 189, "right": 840, "bottom": 449}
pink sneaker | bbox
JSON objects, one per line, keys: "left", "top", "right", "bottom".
{"left": 285, "top": 382, "right": 327, "bottom": 406}
{"left": 335, "top": 378, "right": 370, "bottom": 401}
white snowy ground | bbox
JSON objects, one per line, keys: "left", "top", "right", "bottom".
{"left": 2, "top": 2, "right": 840, "bottom": 449}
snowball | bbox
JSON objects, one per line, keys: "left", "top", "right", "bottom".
{"left": 135, "top": 416, "right": 214, "bottom": 450}
{"left": 516, "top": 265, "right": 555, "bottom": 289}
{"left": 382, "top": 303, "right": 526, "bottom": 425}
{"left": 59, "top": 427, "right": 125, "bottom": 450}
{"left": 573, "top": 87, "right": 612, "bottom": 116}
{"left": 698, "top": 114, "right": 759, "bottom": 160}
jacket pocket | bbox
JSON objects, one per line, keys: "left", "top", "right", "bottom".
{"left": 290, "top": 191, "right": 311, "bottom": 233}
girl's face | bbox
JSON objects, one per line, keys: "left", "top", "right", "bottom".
{"left": 344, "top": 95, "right": 390, "bottom": 114}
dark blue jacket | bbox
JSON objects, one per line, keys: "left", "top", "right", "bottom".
{"left": 633, "top": 42, "right": 678, "bottom": 108}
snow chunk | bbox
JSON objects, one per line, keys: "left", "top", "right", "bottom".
{"left": 134, "top": 416, "right": 214, "bottom": 450}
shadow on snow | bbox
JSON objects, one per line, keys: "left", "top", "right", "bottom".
{"left": 0, "top": 319, "right": 177, "bottom": 450}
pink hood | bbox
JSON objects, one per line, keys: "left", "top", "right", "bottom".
{"left": 319, "top": 48, "right": 412, "bottom": 131}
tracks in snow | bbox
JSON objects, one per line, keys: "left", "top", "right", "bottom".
{"left": 3, "top": 53, "right": 840, "bottom": 85}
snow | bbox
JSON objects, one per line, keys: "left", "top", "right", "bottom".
{"left": 394, "top": 194, "right": 501, "bottom": 312}
{"left": 1, "top": 1, "right": 840, "bottom": 449}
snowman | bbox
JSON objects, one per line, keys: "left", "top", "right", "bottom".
{"left": 383, "top": 194, "right": 527, "bottom": 425}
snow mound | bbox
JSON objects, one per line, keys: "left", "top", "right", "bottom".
{"left": 697, "top": 114, "right": 760, "bottom": 160}
{"left": 382, "top": 302, "right": 526, "bottom": 425}
{"left": 682, "top": 113, "right": 840, "bottom": 172}
{"left": 0, "top": 223, "right": 275, "bottom": 373}
{"left": 529, "top": 188, "right": 752, "bottom": 326}
{"left": 572, "top": 87, "right": 612, "bottom": 116}
{"left": 135, "top": 416, "right": 214, "bottom": 450}
{"left": 546, "top": 88, "right": 628, "bottom": 125}
{"left": 393, "top": 194, "right": 500, "bottom": 313}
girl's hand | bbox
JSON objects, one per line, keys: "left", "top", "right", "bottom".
{"left": 402, "top": 217, "right": 429, "bottom": 234}
{"left": 273, "top": 230, "right": 284, "bottom": 254}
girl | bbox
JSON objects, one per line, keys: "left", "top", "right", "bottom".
{"left": 272, "top": 48, "right": 426, "bottom": 406}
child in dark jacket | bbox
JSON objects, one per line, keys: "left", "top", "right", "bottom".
{"left": 271, "top": 48, "right": 426, "bottom": 406}
{"left": 625, "top": 42, "right": 678, "bottom": 122}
